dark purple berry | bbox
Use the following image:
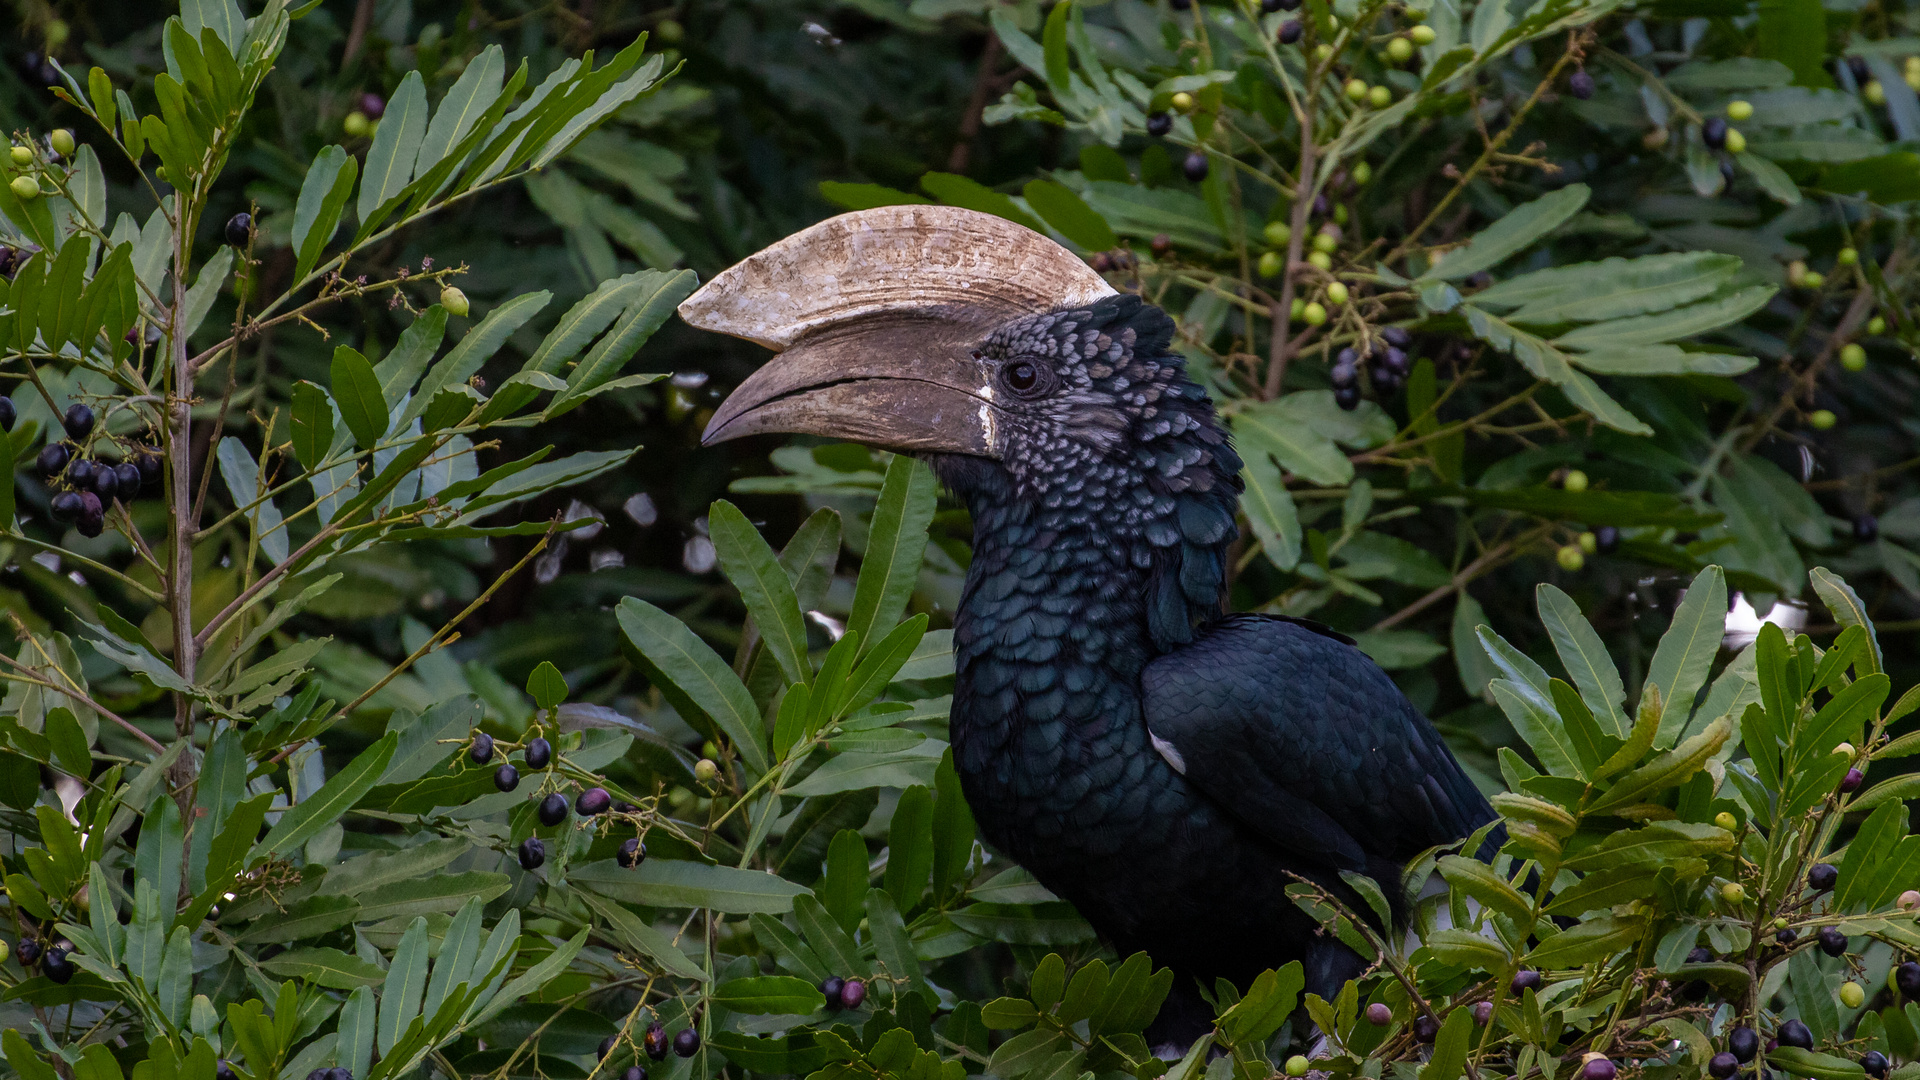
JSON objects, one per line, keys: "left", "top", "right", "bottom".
{"left": 1366, "top": 1002, "right": 1391, "bottom": 1025}
{"left": 137, "top": 451, "right": 162, "bottom": 485}
{"left": 361, "top": 93, "right": 386, "bottom": 119}
{"left": 1854, "top": 515, "right": 1878, "bottom": 541}
{"left": 225, "top": 213, "right": 251, "bottom": 247}
{"left": 494, "top": 764, "right": 519, "bottom": 792}
{"left": 840, "top": 979, "right": 867, "bottom": 1009}
{"left": 538, "top": 792, "right": 569, "bottom": 826}
{"left": 1313, "top": 194, "right": 1330, "bottom": 216}
{"left": 1808, "top": 863, "right": 1838, "bottom": 891}
{"left": 599, "top": 1036, "right": 617, "bottom": 1060}
{"left": 1278, "top": 18, "right": 1303, "bottom": 42}
{"left": 1331, "top": 363, "right": 1358, "bottom": 389}
{"left": 672, "top": 1029, "right": 699, "bottom": 1057}
{"left": 113, "top": 463, "right": 140, "bottom": 497}
{"left": 1720, "top": 157, "right": 1736, "bottom": 187}
{"left": 820, "top": 975, "right": 844, "bottom": 1007}
{"left": 92, "top": 466, "right": 118, "bottom": 501}
{"left": 624, "top": 1068, "right": 648, "bottom": 1080}
{"left": 618, "top": 837, "right": 646, "bottom": 869}
{"left": 1897, "top": 960, "right": 1920, "bottom": 999}
{"left": 1275, "top": 0, "right": 1301, "bottom": 8}
{"left": 1593, "top": 525, "right": 1619, "bottom": 553}
{"left": 1381, "top": 326, "right": 1410, "bottom": 348}
{"left": 1703, "top": 117, "right": 1728, "bottom": 149}
{"left": 1581, "top": 1059, "right": 1615, "bottom": 1080}
{"left": 306, "top": 1070, "right": 326, "bottom": 1080}
{"left": 1147, "top": 112, "right": 1172, "bottom": 137}
{"left": 1183, "top": 151, "right": 1209, "bottom": 182}
{"left": 1777, "top": 1020, "right": 1813, "bottom": 1050}
{"left": 644, "top": 1023, "right": 669, "bottom": 1060}
{"left": 1334, "top": 385, "right": 1361, "bottom": 411}
{"left": 1472, "top": 1001, "right": 1493, "bottom": 1025}
{"left": 1841, "top": 768, "right": 1864, "bottom": 793}
{"left": 1260, "top": 0, "right": 1282, "bottom": 10}
{"left": 1568, "top": 70, "right": 1594, "bottom": 99}
{"left": 470, "top": 732, "right": 495, "bottom": 764}
{"left": 1817, "top": 927, "right": 1847, "bottom": 957}
{"left": 1511, "top": 969, "right": 1542, "bottom": 993}
{"left": 324, "top": 1069, "right": 350, "bottom": 1080}
{"left": 1383, "top": 347, "right": 1410, "bottom": 375}
{"left": 577, "top": 787, "right": 612, "bottom": 816}
{"left": 217, "top": 1062, "right": 238, "bottom": 1080}
{"left": 63, "top": 402, "right": 93, "bottom": 440}
{"left": 50, "top": 491, "right": 83, "bottom": 521}
{"left": 1370, "top": 364, "right": 1399, "bottom": 392}
{"left": 41, "top": 947, "right": 72, "bottom": 984}
{"left": 1709, "top": 1055, "right": 1738, "bottom": 1080}
{"left": 1412, "top": 1014, "right": 1439, "bottom": 1042}
{"left": 525, "top": 737, "right": 552, "bottom": 769}
{"left": 76, "top": 508, "right": 104, "bottom": 539}
{"left": 1686, "top": 947, "right": 1713, "bottom": 964}
{"left": 15, "top": 939, "right": 41, "bottom": 965}
{"left": 518, "top": 837, "right": 546, "bottom": 870}
{"left": 1170, "top": 0, "right": 1192, "bottom": 10}
{"left": 1775, "top": 928, "right": 1796, "bottom": 945}
{"left": 1848, "top": 56, "right": 1871, "bottom": 84}
{"left": 1864, "top": 1051, "right": 1889, "bottom": 1078}
{"left": 38, "top": 443, "right": 69, "bottom": 476}
{"left": 0, "top": 396, "right": 13, "bottom": 432}
{"left": 67, "top": 458, "right": 95, "bottom": 487}
{"left": 1729, "top": 1026, "right": 1759, "bottom": 1063}
{"left": 1467, "top": 271, "right": 1493, "bottom": 289}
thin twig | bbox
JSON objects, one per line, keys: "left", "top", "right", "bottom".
{"left": 1370, "top": 532, "right": 1536, "bottom": 631}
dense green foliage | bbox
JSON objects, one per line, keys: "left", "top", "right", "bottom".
{"left": 5, "top": 3, "right": 1920, "bottom": 1080}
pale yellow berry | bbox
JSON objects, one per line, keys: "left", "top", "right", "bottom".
{"left": 49, "top": 129, "right": 74, "bottom": 156}
{"left": 1578, "top": 532, "right": 1598, "bottom": 554}
{"left": 343, "top": 110, "right": 370, "bottom": 137}
{"left": 1345, "top": 78, "right": 1369, "bottom": 102}
{"left": 8, "top": 175, "right": 38, "bottom": 200}
{"left": 694, "top": 758, "right": 719, "bottom": 783}
{"left": 1368, "top": 85, "right": 1392, "bottom": 107}
{"left": 1258, "top": 251, "right": 1283, "bottom": 278}
{"left": 1302, "top": 302, "right": 1327, "bottom": 326}
{"left": 1810, "top": 409, "right": 1837, "bottom": 430}
{"left": 1865, "top": 80, "right": 1887, "bottom": 105}
{"left": 1714, "top": 812, "right": 1738, "bottom": 830}
{"left": 1263, "top": 220, "right": 1291, "bottom": 246}
{"left": 1312, "top": 231, "right": 1338, "bottom": 254}
{"left": 1841, "top": 982, "right": 1865, "bottom": 1009}
{"left": 1724, "top": 128, "right": 1747, "bottom": 154}
{"left": 1307, "top": 251, "right": 1332, "bottom": 271}
{"left": 1556, "top": 546, "right": 1584, "bottom": 572}
{"left": 1410, "top": 24, "right": 1436, "bottom": 44}
{"left": 1387, "top": 38, "right": 1414, "bottom": 62}
{"left": 8, "top": 145, "right": 30, "bottom": 165}
{"left": 1170, "top": 91, "right": 1195, "bottom": 112}
{"left": 1563, "top": 469, "right": 1589, "bottom": 493}
{"left": 1721, "top": 881, "right": 1747, "bottom": 903}
{"left": 1326, "top": 281, "right": 1350, "bottom": 305}
{"left": 440, "top": 286, "right": 470, "bottom": 318}
{"left": 1727, "top": 100, "right": 1753, "bottom": 121}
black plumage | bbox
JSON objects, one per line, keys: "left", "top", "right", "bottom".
{"left": 930, "top": 297, "right": 1495, "bottom": 1044}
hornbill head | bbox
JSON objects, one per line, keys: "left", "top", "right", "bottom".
{"left": 683, "top": 205, "right": 1126, "bottom": 462}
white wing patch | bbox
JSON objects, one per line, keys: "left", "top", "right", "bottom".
{"left": 1150, "top": 731, "right": 1187, "bottom": 774}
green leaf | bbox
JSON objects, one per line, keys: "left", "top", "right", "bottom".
{"left": 337, "top": 987, "right": 376, "bottom": 1080}
{"left": 712, "top": 976, "right": 825, "bottom": 1015}
{"left": 289, "top": 382, "right": 335, "bottom": 473}
{"left": 578, "top": 892, "right": 709, "bottom": 980}
{"left": 550, "top": 270, "right": 697, "bottom": 414}
{"left": 884, "top": 785, "right": 935, "bottom": 910}
{"left": 711, "top": 501, "right": 811, "bottom": 686}
{"left": 1022, "top": 179, "right": 1118, "bottom": 251}
{"left": 1438, "top": 855, "right": 1534, "bottom": 923}
{"left": 1524, "top": 914, "right": 1645, "bottom": 968}
{"left": 1240, "top": 453, "right": 1301, "bottom": 571}
{"left": 378, "top": 918, "right": 430, "bottom": 1055}
{"left": 919, "top": 172, "right": 1045, "bottom": 232}
{"left": 1810, "top": 567, "right": 1882, "bottom": 676}
{"left": 330, "top": 347, "right": 389, "bottom": 449}
{"left": 525, "top": 661, "right": 568, "bottom": 710}
{"left": 258, "top": 948, "right": 387, "bottom": 989}
{"left": 291, "top": 146, "right": 357, "bottom": 284}
{"left": 357, "top": 72, "right": 429, "bottom": 226}
{"left": 785, "top": 742, "right": 946, "bottom": 796}
{"left": 1421, "top": 1008, "right": 1475, "bottom": 1080}
{"left": 253, "top": 732, "right": 397, "bottom": 859}
{"left": 417, "top": 47, "right": 507, "bottom": 182}
{"left": 1419, "top": 185, "right": 1589, "bottom": 282}
{"left": 1491, "top": 679, "right": 1580, "bottom": 777}
{"left": 865, "top": 888, "right": 929, "bottom": 999}
{"left": 1480, "top": 252, "right": 1742, "bottom": 324}
{"left": 134, "top": 795, "right": 184, "bottom": 917}
{"left": 818, "top": 181, "right": 931, "bottom": 210}
{"left": 1645, "top": 566, "right": 1728, "bottom": 746}
{"left": 1538, "top": 584, "right": 1629, "bottom": 737}
{"left": 844, "top": 455, "right": 938, "bottom": 657}
{"left": 571, "top": 858, "right": 811, "bottom": 913}
{"left": 1756, "top": 0, "right": 1832, "bottom": 88}
{"left": 1587, "top": 718, "right": 1733, "bottom": 813}
{"left": 1768, "top": 1048, "right": 1864, "bottom": 1080}
{"left": 616, "top": 598, "right": 769, "bottom": 774}
{"left": 400, "top": 290, "right": 552, "bottom": 428}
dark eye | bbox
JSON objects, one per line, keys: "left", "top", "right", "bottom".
{"left": 1003, "top": 361, "right": 1042, "bottom": 395}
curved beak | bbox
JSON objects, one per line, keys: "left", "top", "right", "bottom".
{"left": 701, "top": 309, "right": 1007, "bottom": 459}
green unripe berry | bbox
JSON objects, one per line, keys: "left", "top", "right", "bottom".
{"left": 1326, "top": 281, "right": 1349, "bottom": 305}
{"left": 1865, "top": 80, "right": 1887, "bottom": 105}
{"left": 1368, "top": 85, "right": 1392, "bottom": 107}
{"left": 1404, "top": 5, "right": 1427, "bottom": 19}
{"left": 1562, "top": 469, "right": 1589, "bottom": 493}
{"left": 1170, "top": 91, "right": 1195, "bottom": 112}
{"left": 1302, "top": 301, "right": 1327, "bottom": 326}
{"left": 1840, "top": 343, "right": 1867, "bottom": 371}
{"left": 1351, "top": 161, "right": 1372, "bottom": 185}
{"left": 1307, "top": 251, "right": 1332, "bottom": 271}
{"left": 343, "top": 110, "right": 371, "bottom": 137}
{"left": 9, "top": 145, "right": 30, "bottom": 165}
{"left": 1333, "top": 204, "right": 1349, "bottom": 224}
{"left": 1714, "top": 811, "right": 1738, "bottom": 831}
{"left": 1802, "top": 270, "right": 1825, "bottom": 289}
{"left": 1787, "top": 259, "right": 1808, "bottom": 285}
{"left": 1313, "top": 44, "right": 1334, "bottom": 62}
{"left": 1387, "top": 37, "right": 1414, "bottom": 62}
{"left": 1727, "top": 100, "right": 1753, "bottom": 121}
{"left": 1773, "top": 916, "right": 1789, "bottom": 930}
{"left": 1556, "top": 546, "right": 1584, "bottom": 572}
{"left": 49, "top": 130, "right": 74, "bottom": 157}
{"left": 440, "top": 286, "right": 470, "bottom": 318}
{"left": 1723, "top": 128, "right": 1746, "bottom": 154}
{"left": 45, "top": 19, "right": 70, "bottom": 47}
{"left": 1286, "top": 1057, "right": 1310, "bottom": 1078}
{"left": 9, "top": 176, "right": 38, "bottom": 200}
{"left": 694, "top": 758, "right": 719, "bottom": 783}
{"left": 1841, "top": 982, "right": 1865, "bottom": 1009}
{"left": 1810, "top": 409, "right": 1837, "bottom": 430}
{"left": 1312, "top": 232, "right": 1338, "bottom": 254}
{"left": 1263, "top": 220, "right": 1292, "bottom": 246}
{"left": 1291, "top": 298, "right": 1306, "bottom": 320}
{"left": 1258, "top": 251, "right": 1284, "bottom": 278}
{"left": 656, "top": 18, "right": 685, "bottom": 43}
{"left": 1578, "top": 531, "right": 1598, "bottom": 554}
{"left": 1345, "top": 78, "right": 1369, "bottom": 101}
{"left": 1410, "top": 24, "right": 1436, "bottom": 43}
{"left": 1868, "top": 315, "right": 1887, "bottom": 335}
{"left": 1721, "top": 882, "right": 1747, "bottom": 904}
{"left": 1838, "top": 247, "right": 1859, "bottom": 265}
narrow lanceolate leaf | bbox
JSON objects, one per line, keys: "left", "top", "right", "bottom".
{"left": 1810, "top": 567, "right": 1881, "bottom": 675}
{"left": 338, "top": 987, "right": 376, "bottom": 1080}
{"left": 417, "top": 47, "right": 507, "bottom": 181}
{"left": 1241, "top": 453, "right": 1301, "bottom": 571}
{"left": 1646, "top": 566, "right": 1728, "bottom": 747}
{"left": 1490, "top": 252, "right": 1742, "bottom": 324}
{"left": 379, "top": 917, "right": 431, "bottom": 1055}
{"left": 1537, "top": 584, "right": 1629, "bottom": 737}
{"left": 330, "top": 346, "right": 390, "bottom": 449}
{"left": 550, "top": 269, "right": 697, "bottom": 413}
{"left": 254, "top": 732, "right": 398, "bottom": 858}
{"left": 292, "top": 146, "right": 357, "bottom": 284}
{"left": 616, "top": 598, "right": 770, "bottom": 774}
{"left": 1491, "top": 679, "right": 1580, "bottom": 778}
{"left": 399, "top": 290, "right": 552, "bottom": 428}
{"left": 289, "top": 382, "right": 336, "bottom": 472}
{"left": 711, "top": 501, "right": 812, "bottom": 686}
{"left": 357, "top": 71, "right": 429, "bottom": 227}
{"left": 1418, "top": 184, "right": 1589, "bottom": 282}
{"left": 1586, "top": 717, "right": 1732, "bottom": 813}
{"left": 845, "top": 455, "right": 939, "bottom": 657}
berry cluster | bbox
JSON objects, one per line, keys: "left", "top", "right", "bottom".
{"left": 818, "top": 975, "right": 869, "bottom": 1010}
{"left": 21, "top": 400, "right": 163, "bottom": 537}
{"left": 1328, "top": 327, "right": 1413, "bottom": 410}
{"left": 13, "top": 936, "right": 74, "bottom": 983}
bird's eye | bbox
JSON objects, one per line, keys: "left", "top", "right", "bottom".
{"left": 1003, "top": 360, "right": 1043, "bottom": 396}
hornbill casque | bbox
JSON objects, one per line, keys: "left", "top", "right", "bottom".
{"left": 682, "top": 206, "right": 1498, "bottom": 1047}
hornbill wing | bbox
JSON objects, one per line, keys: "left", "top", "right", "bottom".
{"left": 1140, "top": 614, "right": 1497, "bottom": 875}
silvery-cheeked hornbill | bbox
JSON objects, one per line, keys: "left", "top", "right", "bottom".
{"left": 682, "top": 206, "right": 1497, "bottom": 1046}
